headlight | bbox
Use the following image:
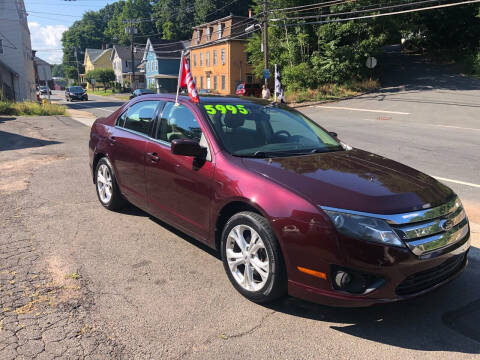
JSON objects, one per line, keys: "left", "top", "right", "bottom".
{"left": 323, "top": 210, "right": 404, "bottom": 247}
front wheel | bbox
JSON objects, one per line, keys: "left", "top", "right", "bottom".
{"left": 95, "top": 157, "right": 125, "bottom": 210}
{"left": 221, "top": 211, "right": 286, "bottom": 303}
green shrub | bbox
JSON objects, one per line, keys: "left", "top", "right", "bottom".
{"left": 0, "top": 101, "right": 65, "bottom": 116}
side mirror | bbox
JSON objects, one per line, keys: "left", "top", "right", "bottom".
{"left": 171, "top": 139, "right": 207, "bottom": 158}
{"left": 329, "top": 131, "right": 338, "bottom": 138}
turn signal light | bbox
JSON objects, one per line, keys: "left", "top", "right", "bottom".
{"left": 297, "top": 266, "right": 327, "bottom": 280}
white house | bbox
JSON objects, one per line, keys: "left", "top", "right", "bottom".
{"left": 110, "top": 45, "right": 144, "bottom": 89}
{"left": 0, "top": 0, "right": 36, "bottom": 101}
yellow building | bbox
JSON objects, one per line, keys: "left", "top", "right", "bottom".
{"left": 81, "top": 48, "right": 113, "bottom": 88}
{"left": 190, "top": 15, "right": 256, "bottom": 95}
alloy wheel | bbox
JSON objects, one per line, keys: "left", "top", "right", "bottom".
{"left": 226, "top": 224, "right": 270, "bottom": 291}
{"left": 97, "top": 164, "right": 113, "bottom": 204}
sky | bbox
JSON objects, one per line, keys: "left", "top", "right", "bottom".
{"left": 25, "top": 0, "right": 120, "bottom": 64}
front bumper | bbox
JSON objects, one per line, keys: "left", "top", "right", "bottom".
{"left": 283, "top": 197, "right": 470, "bottom": 307}
{"left": 288, "top": 237, "right": 469, "bottom": 307}
{"left": 69, "top": 93, "right": 88, "bottom": 100}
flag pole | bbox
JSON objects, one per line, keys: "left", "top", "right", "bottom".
{"left": 175, "top": 50, "right": 184, "bottom": 105}
{"left": 274, "top": 64, "right": 277, "bottom": 103}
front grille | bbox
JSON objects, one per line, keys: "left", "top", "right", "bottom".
{"left": 390, "top": 197, "right": 469, "bottom": 256}
{"left": 396, "top": 253, "right": 467, "bottom": 296}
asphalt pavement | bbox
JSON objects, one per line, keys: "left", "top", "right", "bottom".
{"left": 5, "top": 50, "right": 477, "bottom": 359}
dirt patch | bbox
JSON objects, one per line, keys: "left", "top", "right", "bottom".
{"left": 0, "top": 155, "right": 66, "bottom": 193}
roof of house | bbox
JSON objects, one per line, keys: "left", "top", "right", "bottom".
{"left": 144, "top": 38, "right": 188, "bottom": 59}
{"left": 111, "top": 45, "right": 144, "bottom": 62}
{"left": 33, "top": 56, "right": 51, "bottom": 67}
{"left": 85, "top": 48, "right": 112, "bottom": 64}
{"left": 192, "top": 15, "right": 248, "bottom": 29}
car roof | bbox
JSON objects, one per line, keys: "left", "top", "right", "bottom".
{"left": 136, "top": 94, "right": 270, "bottom": 106}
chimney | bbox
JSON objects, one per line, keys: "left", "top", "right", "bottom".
{"left": 248, "top": 8, "right": 252, "bottom": 18}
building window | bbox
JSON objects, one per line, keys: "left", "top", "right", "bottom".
{"left": 200, "top": 76, "right": 204, "bottom": 89}
{"left": 194, "top": 77, "right": 197, "bottom": 85}
{"left": 206, "top": 52, "right": 210, "bottom": 66}
{"left": 0, "top": 39, "right": 3, "bottom": 55}
{"left": 206, "top": 27, "right": 211, "bottom": 41}
{"left": 199, "top": 53, "right": 203, "bottom": 66}
{"left": 217, "top": 24, "right": 222, "bottom": 39}
{"left": 221, "top": 75, "right": 225, "bottom": 90}
{"left": 193, "top": 54, "right": 196, "bottom": 67}
{"left": 246, "top": 74, "right": 253, "bottom": 84}
{"left": 126, "top": 61, "right": 128, "bottom": 68}
{"left": 196, "top": 30, "right": 201, "bottom": 44}
{"left": 155, "top": 62, "right": 158, "bottom": 71}
{"left": 221, "top": 48, "right": 225, "bottom": 65}
{"left": 213, "top": 50, "right": 217, "bottom": 66}
{"left": 213, "top": 76, "right": 217, "bottom": 90}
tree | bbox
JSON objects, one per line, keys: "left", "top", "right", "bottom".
{"left": 84, "top": 69, "right": 100, "bottom": 90}
{"left": 97, "top": 69, "right": 116, "bottom": 91}
{"left": 52, "top": 64, "right": 65, "bottom": 78}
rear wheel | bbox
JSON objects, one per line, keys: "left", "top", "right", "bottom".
{"left": 95, "top": 157, "right": 125, "bottom": 210}
{"left": 221, "top": 211, "right": 286, "bottom": 303}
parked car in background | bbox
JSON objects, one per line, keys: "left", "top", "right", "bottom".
{"left": 65, "top": 86, "right": 88, "bottom": 101}
{"left": 236, "top": 83, "right": 262, "bottom": 97}
{"left": 130, "top": 88, "right": 155, "bottom": 100}
{"left": 39, "top": 85, "right": 51, "bottom": 95}
{"left": 89, "top": 95, "right": 470, "bottom": 307}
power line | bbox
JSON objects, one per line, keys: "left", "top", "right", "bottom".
{"left": 275, "top": 0, "right": 480, "bottom": 26}
{"left": 271, "top": 0, "right": 453, "bottom": 22}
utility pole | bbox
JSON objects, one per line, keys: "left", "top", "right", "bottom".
{"left": 262, "top": 0, "right": 269, "bottom": 86}
{"left": 74, "top": 47, "right": 81, "bottom": 85}
{"left": 124, "top": 20, "right": 138, "bottom": 91}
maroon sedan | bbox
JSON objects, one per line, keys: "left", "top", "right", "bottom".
{"left": 89, "top": 95, "right": 470, "bottom": 307}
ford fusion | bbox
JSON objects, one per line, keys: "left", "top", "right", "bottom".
{"left": 89, "top": 95, "right": 470, "bottom": 306}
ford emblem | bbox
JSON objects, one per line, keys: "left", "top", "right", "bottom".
{"left": 442, "top": 220, "right": 454, "bottom": 231}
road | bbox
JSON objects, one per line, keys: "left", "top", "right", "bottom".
{"left": 1, "top": 51, "right": 478, "bottom": 359}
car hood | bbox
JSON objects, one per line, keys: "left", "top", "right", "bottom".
{"left": 241, "top": 148, "right": 453, "bottom": 214}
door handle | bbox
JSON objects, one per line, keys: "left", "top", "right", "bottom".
{"left": 147, "top": 152, "right": 160, "bottom": 162}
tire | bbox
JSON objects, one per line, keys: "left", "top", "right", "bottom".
{"left": 95, "top": 157, "right": 125, "bottom": 210}
{"left": 221, "top": 211, "right": 287, "bottom": 303}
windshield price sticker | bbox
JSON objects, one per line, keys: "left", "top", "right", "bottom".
{"left": 204, "top": 104, "right": 248, "bottom": 115}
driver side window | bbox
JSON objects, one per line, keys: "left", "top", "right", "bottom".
{"left": 120, "top": 101, "right": 160, "bottom": 136}
{"left": 157, "top": 102, "right": 202, "bottom": 143}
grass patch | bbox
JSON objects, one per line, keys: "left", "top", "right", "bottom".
{"left": 65, "top": 273, "right": 81, "bottom": 280}
{"left": 285, "top": 79, "right": 379, "bottom": 104}
{"left": 0, "top": 101, "right": 66, "bottom": 116}
{"left": 88, "top": 89, "right": 115, "bottom": 96}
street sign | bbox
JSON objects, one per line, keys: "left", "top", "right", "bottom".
{"left": 264, "top": 69, "right": 270, "bottom": 79}
{"left": 366, "top": 57, "right": 377, "bottom": 69}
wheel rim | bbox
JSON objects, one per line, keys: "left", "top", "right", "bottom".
{"left": 226, "top": 224, "right": 270, "bottom": 292}
{"left": 97, "top": 164, "right": 113, "bottom": 204}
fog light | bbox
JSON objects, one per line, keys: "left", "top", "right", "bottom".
{"left": 331, "top": 266, "right": 384, "bottom": 295}
{"left": 334, "top": 270, "right": 367, "bottom": 294}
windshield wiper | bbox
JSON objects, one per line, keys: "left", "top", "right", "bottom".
{"left": 309, "top": 147, "right": 343, "bottom": 154}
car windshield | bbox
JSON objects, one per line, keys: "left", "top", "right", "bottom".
{"left": 70, "top": 86, "right": 83, "bottom": 92}
{"left": 40, "top": 86, "right": 47, "bottom": 90}
{"left": 201, "top": 101, "right": 342, "bottom": 157}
